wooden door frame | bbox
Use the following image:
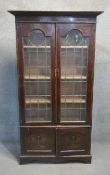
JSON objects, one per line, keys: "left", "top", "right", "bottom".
{"left": 16, "top": 22, "right": 57, "bottom": 126}
{"left": 56, "top": 23, "right": 96, "bottom": 125}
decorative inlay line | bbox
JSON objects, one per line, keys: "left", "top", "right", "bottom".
{"left": 27, "top": 150, "right": 52, "bottom": 152}
{"left": 60, "top": 149, "right": 85, "bottom": 153}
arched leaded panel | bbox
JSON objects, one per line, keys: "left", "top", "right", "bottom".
{"left": 22, "top": 29, "right": 52, "bottom": 123}
{"left": 60, "top": 29, "right": 89, "bottom": 122}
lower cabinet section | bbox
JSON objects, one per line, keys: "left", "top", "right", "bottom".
{"left": 20, "top": 126, "right": 91, "bottom": 163}
{"left": 56, "top": 127, "right": 91, "bottom": 156}
{"left": 21, "top": 127, "right": 56, "bottom": 155}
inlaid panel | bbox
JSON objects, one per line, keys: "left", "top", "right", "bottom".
{"left": 21, "top": 128, "right": 56, "bottom": 155}
{"left": 57, "top": 127, "right": 91, "bottom": 156}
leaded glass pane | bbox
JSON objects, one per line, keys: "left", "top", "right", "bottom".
{"left": 22, "top": 30, "right": 52, "bottom": 122}
{"left": 60, "top": 30, "right": 89, "bottom": 122}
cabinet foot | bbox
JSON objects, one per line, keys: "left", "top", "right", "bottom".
{"left": 80, "top": 156, "right": 92, "bottom": 164}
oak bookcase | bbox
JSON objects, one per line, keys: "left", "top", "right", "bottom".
{"left": 9, "top": 11, "right": 102, "bottom": 164}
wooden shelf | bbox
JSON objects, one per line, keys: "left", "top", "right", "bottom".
{"left": 24, "top": 75, "right": 86, "bottom": 80}
{"left": 61, "top": 75, "right": 86, "bottom": 80}
{"left": 24, "top": 46, "right": 50, "bottom": 49}
{"left": 61, "top": 97, "right": 86, "bottom": 103}
{"left": 23, "top": 45, "right": 88, "bottom": 49}
{"left": 25, "top": 98, "right": 50, "bottom": 104}
{"left": 25, "top": 97, "right": 86, "bottom": 104}
{"left": 61, "top": 46, "right": 88, "bottom": 49}
{"left": 24, "top": 75, "right": 50, "bottom": 80}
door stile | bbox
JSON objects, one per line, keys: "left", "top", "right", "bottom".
{"left": 86, "top": 24, "right": 96, "bottom": 125}
{"left": 16, "top": 23, "right": 26, "bottom": 125}
{"left": 56, "top": 24, "right": 61, "bottom": 124}
{"left": 51, "top": 23, "right": 57, "bottom": 125}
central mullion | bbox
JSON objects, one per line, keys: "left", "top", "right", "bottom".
{"left": 53, "top": 23, "right": 59, "bottom": 125}
{"left": 55, "top": 24, "right": 61, "bottom": 124}
{"left": 51, "top": 23, "right": 57, "bottom": 125}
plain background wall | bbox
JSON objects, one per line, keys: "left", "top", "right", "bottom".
{"left": 0, "top": 0, "right": 110, "bottom": 143}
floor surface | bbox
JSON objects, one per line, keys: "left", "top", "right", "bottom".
{"left": 0, "top": 141, "right": 109, "bottom": 175}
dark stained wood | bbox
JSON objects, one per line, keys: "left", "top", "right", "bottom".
{"left": 56, "top": 24, "right": 60, "bottom": 124}
{"left": 19, "top": 155, "right": 91, "bottom": 164}
{"left": 86, "top": 24, "right": 96, "bottom": 125}
{"left": 15, "top": 17, "right": 97, "bottom": 24}
{"left": 21, "top": 23, "right": 54, "bottom": 36}
{"left": 21, "top": 127, "right": 56, "bottom": 155}
{"left": 56, "top": 127, "right": 91, "bottom": 156}
{"left": 16, "top": 23, "right": 25, "bottom": 125}
{"left": 9, "top": 11, "right": 103, "bottom": 17}
{"left": 9, "top": 11, "right": 103, "bottom": 23}
{"left": 11, "top": 11, "right": 100, "bottom": 164}
{"left": 56, "top": 23, "right": 92, "bottom": 37}
{"left": 51, "top": 24, "right": 57, "bottom": 124}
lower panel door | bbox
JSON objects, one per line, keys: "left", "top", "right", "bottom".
{"left": 21, "top": 127, "right": 56, "bottom": 155}
{"left": 56, "top": 127, "right": 91, "bottom": 156}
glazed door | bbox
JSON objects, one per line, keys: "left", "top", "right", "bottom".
{"left": 18, "top": 23, "right": 56, "bottom": 125}
{"left": 56, "top": 24, "right": 95, "bottom": 124}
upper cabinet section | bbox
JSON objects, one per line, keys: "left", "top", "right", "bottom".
{"left": 9, "top": 11, "right": 103, "bottom": 126}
